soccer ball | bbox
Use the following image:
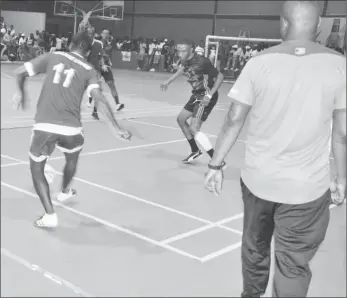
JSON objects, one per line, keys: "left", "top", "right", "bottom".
{"left": 44, "top": 164, "right": 56, "bottom": 184}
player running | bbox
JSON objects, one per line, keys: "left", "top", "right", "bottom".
{"left": 90, "top": 29, "right": 124, "bottom": 120}
{"left": 13, "top": 30, "right": 131, "bottom": 228}
{"left": 160, "top": 40, "right": 225, "bottom": 164}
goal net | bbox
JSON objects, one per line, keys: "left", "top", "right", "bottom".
{"left": 204, "top": 34, "right": 282, "bottom": 83}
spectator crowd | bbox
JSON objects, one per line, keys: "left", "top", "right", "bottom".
{"left": 1, "top": 15, "right": 345, "bottom": 76}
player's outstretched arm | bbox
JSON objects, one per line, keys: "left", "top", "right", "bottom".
{"left": 90, "top": 88, "right": 131, "bottom": 141}
{"left": 13, "top": 54, "right": 49, "bottom": 110}
{"left": 160, "top": 66, "right": 184, "bottom": 91}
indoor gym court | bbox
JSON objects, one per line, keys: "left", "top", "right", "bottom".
{"left": 1, "top": 63, "right": 346, "bottom": 297}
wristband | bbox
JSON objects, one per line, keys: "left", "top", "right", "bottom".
{"left": 208, "top": 161, "right": 226, "bottom": 170}
{"left": 206, "top": 94, "right": 212, "bottom": 99}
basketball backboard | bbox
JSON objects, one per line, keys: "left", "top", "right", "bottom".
{"left": 54, "top": 0, "right": 123, "bottom": 20}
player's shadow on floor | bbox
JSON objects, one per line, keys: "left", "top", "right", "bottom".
{"left": 145, "top": 148, "right": 241, "bottom": 181}
{"left": 1, "top": 196, "right": 167, "bottom": 257}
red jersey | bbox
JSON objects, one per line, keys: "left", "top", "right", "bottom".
{"left": 24, "top": 52, "right": 99, "bottom": 131}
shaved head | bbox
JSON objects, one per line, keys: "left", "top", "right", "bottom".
{"left": 280, "top": 1, "right": 321, "bottom": 41}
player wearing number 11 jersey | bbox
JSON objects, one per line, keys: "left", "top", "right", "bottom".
{"left": 13, "top": 30, "right": 131, "bottom": 228}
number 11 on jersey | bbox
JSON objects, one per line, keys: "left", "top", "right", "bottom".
{"left": 53, "top": 63, "right": 76, "bottom": 88}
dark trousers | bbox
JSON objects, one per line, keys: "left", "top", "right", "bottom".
{"left": 240, "top": 179, "right": 330, "bottom": 297}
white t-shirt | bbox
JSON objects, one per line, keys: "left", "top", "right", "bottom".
{"left": 56, "top": 38, "right": 62, "bottom": 50}
{"left": 155, "top": 44, "right": 162, "bottom": 55}
{"left": 18, "top": 37, "right": 25, "bottom": 46}
{"left": 116, "top": 42, "right": 123, "bottom": 50}
{"left": 251, "top": 50, "right": 258, "bottom": 57}
{"left": 139, "top": 42, "right": 146, "bottom": 54}
{"left": 195, "top": 46, "right": 204, "bottom": 56}
{"left": 148, "top": 43, "right": 156, "bottom": 55}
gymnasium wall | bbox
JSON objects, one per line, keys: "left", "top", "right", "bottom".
{"left": 0, "top": 0, "right": 345, "bottom": 41}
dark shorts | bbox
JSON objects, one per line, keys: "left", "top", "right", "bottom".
{"left": 184, "top": 92, "right": 218, "bottom": 122}
{"left": 29, "top": 130, "right": 84, "bottom": 162}
{"left": 101, "top": 67, "right": 114, "bottom": 82}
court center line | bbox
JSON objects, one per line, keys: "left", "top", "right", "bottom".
{"left": 160, "top": 213, "right": 244, "bottom": 245}
{"left": 1, "top": 182, "right": 202, "bottom": 262}
{"left": 1, "top": 247, "right": 93, "bottom": 297}
{"left": 1, "top": 154, "right": 243, "bottom": 236}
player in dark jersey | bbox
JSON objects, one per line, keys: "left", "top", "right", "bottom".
{"left": 13, "top": 30, "right": 131, "bottom": 228}
{"left": 91, "top": 29, "right": 124, "bottom": 120}
{"left": 86, "top": 27, "right": 104, "bottom": 119}
{"left": 100, "top": 29, "right": 124, "bottom": 110}
{"left": 160, "top": 40, "right": 225, "bottom": 164}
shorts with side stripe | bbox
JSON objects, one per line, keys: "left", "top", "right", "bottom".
{"left": 184, "top": 92, "right": 218, "bottom": 122}
{"left": 29, "top": 130, "right": 84, "bottom": 162}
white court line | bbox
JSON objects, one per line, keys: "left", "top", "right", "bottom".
{"left": 50, "top": 139, "right": 188, "bottom": 161}
{"left": 0, "top": 104, "right": 227, "bottom": 121}
{"left": 1, "top": 139, "right": 188, "bottom": 163}
{"left": 1, "top": 154, "right": 243, "bottom": 236}
{"left": 199, "top": 203, "right": 342, "bottom": 263}
{"left": 1, "top": 247, "right": 93, "bottom": 297}
{"left": 1, "top": 72, "right": 13, "bottom": 79}
{"left": 1, "top": 161, "right": 26, "bottom": 168}
{"left": 1, "top": 182, "right": 202, "bottom": 262}
{"left": 128, "top": 119, "right": 246, "bottom": 144}
{"left": 161, "top": 213, "right": 244, "bottom": 245}
{"left": 200, "top": 241, "right": 242, "bottom": 263}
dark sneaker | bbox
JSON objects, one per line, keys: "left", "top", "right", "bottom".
{"left": 182, "top": 150, "right": 203, "bottom": 164}
{"left": 116, "top": 103, "right": 125, "bottom": 111}
{"left": 92, "top": 111, "right": 99, "bottom": 120}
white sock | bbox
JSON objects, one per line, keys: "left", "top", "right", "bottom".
{"left": 43, "top": 213, "right": 57, "bottom": 223}
{"left": 194, "top": 132, "right": 213, "bottom": 152}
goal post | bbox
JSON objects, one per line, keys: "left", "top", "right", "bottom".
{"left": 204, "top": 35, "right": 282, "bottom": 82}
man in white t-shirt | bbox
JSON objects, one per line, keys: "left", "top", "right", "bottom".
{"left": 150, "top": 40, "right": 163, "bottom": 71}
{"left": 55, "top": 35, "right": 62, "bottom": 51}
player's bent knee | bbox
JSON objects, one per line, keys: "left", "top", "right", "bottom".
{"left": 29, "top": 152, "right": 49, "bottom": 163}
{"left": 189, "top": 125, "right": 200, "bottom": 136}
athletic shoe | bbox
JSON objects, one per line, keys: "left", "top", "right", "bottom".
{"left": 57, "top": 188, "right": 77, "bottom": 203}
{"left": 34, "top": 213, "right": 58, "bottom": 228}
{"left": 116, "top": 103, "right": 125, "bottom": 111}
{"left": 92, "top": 111, "right": 99, "bottom": 120}
{"left": 150, "top": 68, "right": 155, "bottom": 72}
{"left": 136, "top": 67, "right": 141, "bottom": 70}
{"left": 182, "top": 150, "right": 203, "bottom": 164}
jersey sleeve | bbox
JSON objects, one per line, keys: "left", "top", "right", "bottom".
{"left": 228, "top": 60, "right": 254, "bottom": 106}
{"left": 23, "top": 53, "right": 50, "bottom": 76}
{"left": 202, "top": 58, "right": 219, "bottom": 78}
{"left": 86, "top": 69, "right": 100, "bottom": 97}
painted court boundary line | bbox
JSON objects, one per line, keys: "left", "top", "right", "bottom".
{"left": 1, "top": 154, "right": 244, "bottom": 237}
{"left": 1, "top": 181, "right": 202, "bottom": 262}
{"left": 1, "top": 248, "right": 93, "bottom": 297}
